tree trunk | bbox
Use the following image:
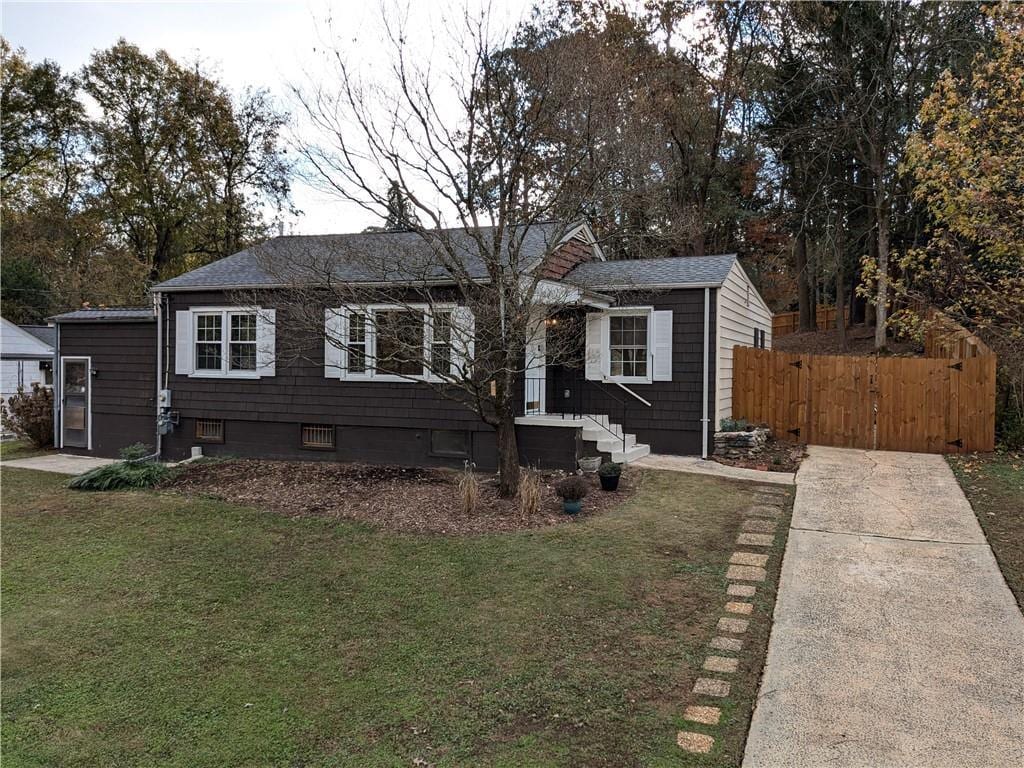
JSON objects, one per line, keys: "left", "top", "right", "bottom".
{"left": 495, "top": 412, "right": 520, "bottom": 498}
{"left": 872, "top": 155, "right": 889, "bottom": 350}
{"left": 795, "top": 230, "right": 814, "bottom": 331}
{"left": 836, "top": 225, "right": 847, "bottom": 352}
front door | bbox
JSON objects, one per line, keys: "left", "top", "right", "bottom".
{"left": 524, "top": 323, "right": 546, "bottom": 415}
{"left": 61, "top": 358, "right": 90, "bottom": 448}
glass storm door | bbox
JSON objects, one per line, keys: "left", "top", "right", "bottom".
{"left": 62, "top": 358, "right": 89, "bottom": 448}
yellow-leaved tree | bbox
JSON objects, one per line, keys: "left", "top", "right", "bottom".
{"left": 897, "top": 2, "right": 1024, "bottom": 447}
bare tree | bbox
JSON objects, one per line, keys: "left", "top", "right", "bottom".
{"left": 264, "top": 6, "right": 606, "bottom": 495}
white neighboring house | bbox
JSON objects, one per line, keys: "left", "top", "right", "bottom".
{"left": 715, "top": 259, "right": 773, "bottom": 425}
{"left": 1, "top": 318, "right": 56, "bottom": 409}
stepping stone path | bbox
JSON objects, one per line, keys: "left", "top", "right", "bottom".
{"left": 677, "top": 731, "right": 715, "bottom": 753}
{"left": 703, "top": 655, "right": 739, "bottom": 673}
{"left": 684, "top": 705, "right": 721, "bottom": 725}
{"left": 730, "top": 552, "right": 768, "bottom": 567}
{"left": 693, "top": 677, "right": 731, "bottom": 697}
{"left": 710, "top": 636, "right": 744, "bottom": 652}
{"left": 678, "top": 488, "right": 789, "bottom": 755}
{"left": 727, "top": 582, "right": 756, "bottom": 597}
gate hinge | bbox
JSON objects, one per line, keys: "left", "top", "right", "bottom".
{"left": 947, "top": 438, "right": 963, "bottom": 448}
{"left": 787, "top": 427, "right": 801, "bottom": 438}
{"left": 948, "top": 361, "right": 963, "bottom": 371}
{"left": 789, "top": 360, "right": 803, "bottom": 369}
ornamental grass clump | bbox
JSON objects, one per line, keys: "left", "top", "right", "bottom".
{"left": 69, "top": 460, "right": 171, "bottom": 491}
{"left": 518, "top": 467, "right": 542, "bottom": 517}
{"left": 458, "top": 460, "right": 479, "bottom": 515}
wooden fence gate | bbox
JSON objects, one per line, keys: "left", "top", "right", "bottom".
{"left": 732, "top": 347, "right": 996, "bottom": 454}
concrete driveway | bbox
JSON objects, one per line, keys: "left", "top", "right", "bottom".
{"left": 744, "top": 446, "right": 1024, "bottom": 768}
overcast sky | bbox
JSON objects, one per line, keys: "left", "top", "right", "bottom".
{"left": 2, "top": 0, "right": 536, "bottom": 235}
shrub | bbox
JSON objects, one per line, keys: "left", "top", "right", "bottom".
{"left": 719, "top": 417, "right": 751, "bottom": 433}
{"left": 518, "top": 467, "right": 542, "bottom": 516}
{"left": 1, "top": 384, "right": 54, "bottom": 448}
{"left": 598, "top": 461, "right": 622, "bottom": 478}
{"left": 555, "top": 475, "right": 589, "bottom": 501}
{"left": 458, "top": 460, "right": 479, "bottom": 515}
{"left": 119, "top": 443, "right": 153, "bottom": 461}
{"left": 69, "top": 460, "right": 171, "bottom": 491}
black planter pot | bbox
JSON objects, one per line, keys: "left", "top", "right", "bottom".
{"left": 599, "top": 474, "right": 620, "bottom": 491}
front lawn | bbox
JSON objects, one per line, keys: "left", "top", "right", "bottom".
{"left": 2, "top": 465, "right": 790, "bottom": 767}
{"left": 0, "top": 439, "right": 53, "bottom": 461}
{"left": 949, "top": 452, "right": 1024, "bottom": 608}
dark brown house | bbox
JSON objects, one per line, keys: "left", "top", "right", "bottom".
{"left": 51, "top": 221, "right": 772, "bottom": 470}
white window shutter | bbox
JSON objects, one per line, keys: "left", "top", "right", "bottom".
{"left": 175, "top": 310, "right": 193, "bottom": 375}
{"left": 652, "top": 310, "right": 673, "bottom": 381}
{"left": 450, "top": 306, "right": 475, "bottom": 379}
{"left": 256, "top": 308, "right": 276, "bottom": 377}
{"left": 324, "top": 308, "right": 345, "bottom": 379}
{"left": 585, "top": 313, "right": 606, "bottom": 380}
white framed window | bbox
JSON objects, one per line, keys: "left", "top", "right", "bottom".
{"left": 609, "top": 312, "right": 649, "bottom": 380}
{"left": 585, "top": 306, "right": 672, "bottom": 384}
{"left": 325, "top": 304, "right": 472, "bottom": 382}
{"left": 175, "top": 306, "right": 275, "bottom": 378}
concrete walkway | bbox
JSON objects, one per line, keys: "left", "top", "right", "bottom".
{"left": 0, "top": 454, "right": 116, "bottom": 475}
{"left": 634, "top": 454, "right": 795, "bottom": 485}
{"left": 744, "top": 446, "right": 1024, "bottom": 768}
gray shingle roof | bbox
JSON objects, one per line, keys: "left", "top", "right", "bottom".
{"left": 20, "top": 325, "right": 56, "bottom": 347}
{"left": 51, "top": 308, "right": 155, "bottom": 323}
{"left": 565, "top": 254, "right": 737, "bottom": 289}
{"left": 152, "top": 223, "right": 572, "bottom": 291}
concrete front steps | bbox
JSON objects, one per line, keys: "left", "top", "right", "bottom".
{"left": 515, "top": 413, "right": 651, "bottom": 464}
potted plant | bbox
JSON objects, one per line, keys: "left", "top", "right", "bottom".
{"left": 578, "top": 456, "right": 602, "bottom": 473}
{"left": 598, "top": 461, "right": 622, "bottom": 491}
{"left": 555, "top": 475, "right": 589, "bottom": 514}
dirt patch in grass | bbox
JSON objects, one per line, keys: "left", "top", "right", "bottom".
{"left": 163, "top": 459, "right": 632, "bottom": 535}
{"left": 713, "top": 437, "right": 806, "bottom": 473}
{"left": 949, "top": 452, "right": 1024, "bottom": 608}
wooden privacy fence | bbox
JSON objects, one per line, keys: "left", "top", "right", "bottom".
{"left": 772, "top": 305, "right": 838, "bottom": 338}
{"left": 732, "top": 346, "right": 996, "bottom": 453}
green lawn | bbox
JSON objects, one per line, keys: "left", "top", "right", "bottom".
{"left": 1, "top": 466, "right": 790, "bottom": 768}
{"left": 0, "top": 439, "right": 53, "bottom": 461}
{"left": 949, "top": 452, "right": 1024, "bottom": 608}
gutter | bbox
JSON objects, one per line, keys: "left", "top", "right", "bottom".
{"left": 154, "top": 291, "right": 163, "bottom": 459}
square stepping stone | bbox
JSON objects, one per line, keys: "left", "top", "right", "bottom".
{"left": 725, "top": 600, "right": 753, "bottom": 615}
{"left": 730, "top": 552, "right": 768, "bottom": 567}
{"left": 727, "top": 583, "right": 756, "bottom": 597}
{"left": 726, "top": 564, "right": 767, "bottom": 582}
{"left": 748, "top": 504, "right": 783, "bottom": 518}
{"left": 703, "top": 655, "right": 739, "bottom": 673}
{"left": 717, "top": 616, "right": 749, "bottom": 634}
{"left": 737, "top": 533, "right": 774, "bottom": 547}
{"left": 710, "top": 635, "right": 744, "bottom": 652}
{"left": 693, "top": 677, "right": 730, "bottom": 697}
{"left": 684, "top": 705, "right": 721, "bottom": 725}
{"left": 677, "top": 730, "right": 715, "bottom": 753}
{"left": 742, "top": 518, "right": 777, "bottom": 533}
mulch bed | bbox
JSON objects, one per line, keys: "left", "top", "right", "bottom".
{"left": 161, "top": 459, "right": 633, "bottom": 535}
{"left": 712, "top": 437, "right": 806, "bottom": 474}
{"left": 773, "top": 324, "right": 921, "bottom": 357}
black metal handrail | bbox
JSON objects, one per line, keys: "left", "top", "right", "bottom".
{"left": 522, "top": 370, "right": 632, "bottom": 453}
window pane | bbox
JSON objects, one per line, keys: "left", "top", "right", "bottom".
{"left": 349, "top": 313, "right": 366, "bottom": 343}
{"left": 231, "top": 313, "right": 256, "bottom": 342}
{"left": 376, "top": 311, "right": 424, "bottom": 376}
{"left": 608, "top": 313, "right": 648, "bottom": 378}
{"left": 229, "top": 343, "right": 256, "bottom": 370}
{"left": 196, "top": 314, "right": 222, "bottom": 342}
{"left": 196, "top": 342, "right": 222, "bottom": 370}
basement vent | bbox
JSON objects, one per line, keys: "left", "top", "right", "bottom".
{"left": 301, "top": 423, "right": 335, "bottom": 450}
{"left": 195, "top": 418, "right": 224, "bottom": 443}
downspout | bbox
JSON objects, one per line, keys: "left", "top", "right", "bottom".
{"left": 154, "top": 291, "right": 163, "bottom": 459}
{"left": 53, "top": 322, "right": 61, "bottom": 448}
{"left": 701, "top": 287, "right": 710, "bottom": 459}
